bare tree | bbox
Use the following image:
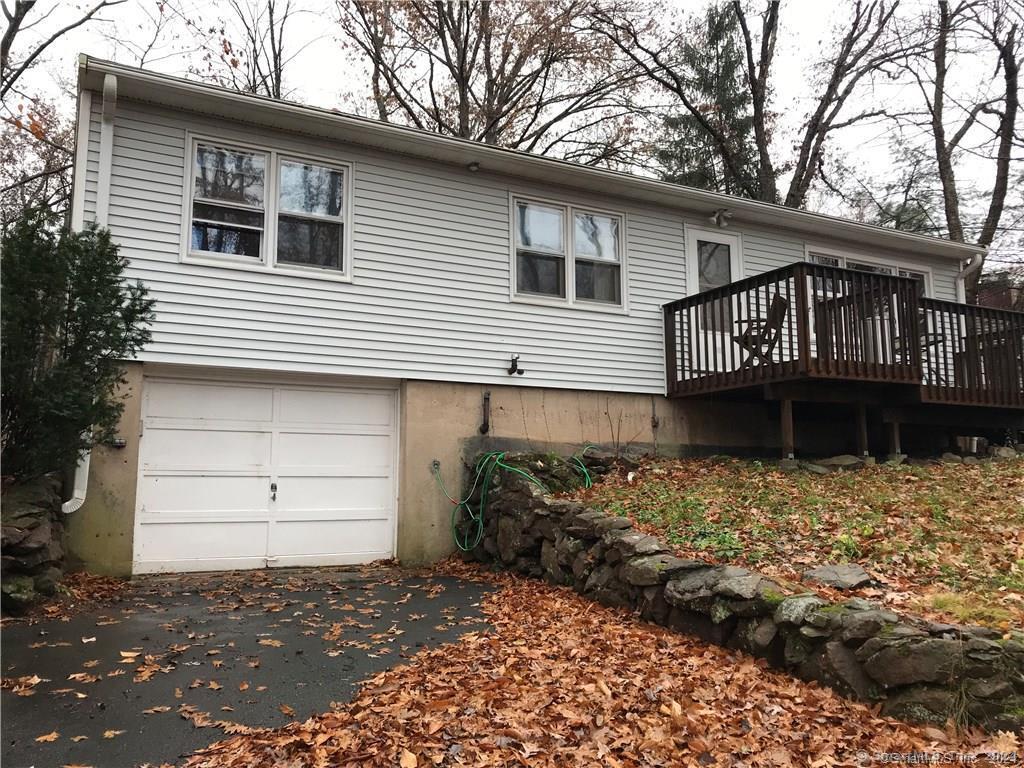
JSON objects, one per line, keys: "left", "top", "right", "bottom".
{"left": 1, "top": 0, "right": 124, "bottom": 222}
{"left": 336, "top": 0, "right": 646, "bottom": 166}
{"left": 157, "top": 0, "right": 309, "bottom": 99}
{"left": 2, "top": 0, "right": 125, "bottom": 102}
{"left": 591, "top": 0, "right": 922, "bottom": 205}
{"left": 888, "top": 0, "right": 1022, "bottom": 297}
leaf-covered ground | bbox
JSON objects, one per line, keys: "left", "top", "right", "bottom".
{"left": 184, "top": 565, "right": 1015, "bottom": 768}
{"left": 573, "top": 457, "right": 1024, "bottom": 630}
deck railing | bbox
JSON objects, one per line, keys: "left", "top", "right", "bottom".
{"left": 664, "top": 262, "right": 1024, "bottom": 407}
{"left": 919, "top": 298, "right": 1024, "bottom": 408}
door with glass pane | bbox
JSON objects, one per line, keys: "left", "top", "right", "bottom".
{"left": 685, "top": 228, "right": 742, "bottom": 374}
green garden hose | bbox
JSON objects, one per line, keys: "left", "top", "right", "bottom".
{"left": 432, "top": 451, "right": 548, "bottom": 551}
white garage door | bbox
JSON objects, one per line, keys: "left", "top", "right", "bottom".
{"left": 133, "top": 377, "right": 397, "bottom": 574}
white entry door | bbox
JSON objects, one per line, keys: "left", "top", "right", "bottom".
{"left": 685, "top": 227, "right": 744, "bottom": 373}
{"left": 133, "top": 376, "right": 397, "bottom": 574}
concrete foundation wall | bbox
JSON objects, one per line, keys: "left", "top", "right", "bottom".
{"left": 395, "top": 380, "right": 783, "bottom": 565}
{"left": 65, "top": 362, "right": 143, "bottom": 576}
{"left": 70, "top": 367, "right": 857, "bottom": 573}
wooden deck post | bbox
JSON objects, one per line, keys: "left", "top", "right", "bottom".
{"left": 886, "top": 421, "right": 902, "bottom": 457}
{"left": 781, "top": 399, "right": 795, "bottom": 459}
{"left": 855, "top": 403, "right": 869, "bottom": 458}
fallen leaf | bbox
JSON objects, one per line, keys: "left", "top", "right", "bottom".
{"left": 400, "top": 748, "right": 417, "bottom": 768}
{"left": 80, "top": 637, "right": 96, "bottom": 644}
{"left": 103, "top": 730, "right": 125, "bottom": 739}
{"left": 35, "top": 731, "right": 59, "bottom": 742}
{"left": 258, "top": 639, "right": 284, "bottom": 648}
{"left": 71, "top": 735, "right": 88, "bottom": 743}
{"left": 238, "top": 681, "right": 249, "bottom": 691}
{"left": 279, "top": 703, "right": 296, "bottom": 718}
{"left": 142, "top": 706, "right": 171, "bottom": 714}
{"left": 208, "top": 681, "right": 222, "bottom": 691}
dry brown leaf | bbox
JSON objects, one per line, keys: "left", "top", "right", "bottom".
{"left": 35, "top": 731, "right": 59, "bottom": 742}
{"left": 258, "top": 638, "right": 284, "bottom": 648}
{"left": 399, "top": 748, "right": 417, "bottom": 768}
{"left": 278, "top": 704, "right": 296, "bottom": 718}
{"left": 103, "top": 730, "right": 125, "bottom": 739}
{"left": 143, "top": 706, "right": 171, "bottom": 714}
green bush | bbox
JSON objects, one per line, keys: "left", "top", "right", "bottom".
{"left": 1, "top": 209, "right": 154, "bottom": 480}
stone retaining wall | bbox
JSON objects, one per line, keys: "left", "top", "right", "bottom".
{"left": 1, "top": 475, "right": 66, "bottom": 612}
{"left": 468, "top": 455, "right": 1024, "bottom": 733}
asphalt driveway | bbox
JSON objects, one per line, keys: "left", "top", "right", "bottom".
{"left": 1, "top": 567, "right": 492, "bottom": 768}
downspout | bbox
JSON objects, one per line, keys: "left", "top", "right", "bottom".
{"left": 955, "top": 253, "right": 983, "bottom": 304}
{"left": 65, "top": 72, "right": 117, "bottom": 514}
{"left": 62, "top": 450, "right": 92, "bottom": 514}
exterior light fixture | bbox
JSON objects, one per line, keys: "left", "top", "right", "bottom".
{"left": 709, "top": 208, "right": 733, "bottom": 228}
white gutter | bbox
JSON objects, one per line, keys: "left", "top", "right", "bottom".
{"left": 62, "top": 449, "right": 92, "bottom": 514}
{"left": 955, "top": 253, "right": 984, "bottom": 303}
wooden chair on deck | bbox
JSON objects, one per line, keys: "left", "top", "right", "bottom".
{"left": 732, "top": 294, "right": 788, "bottom": 368}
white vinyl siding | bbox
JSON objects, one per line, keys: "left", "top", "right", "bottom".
{"left": 85, "top": 97, "right": 963, "bottom": 394}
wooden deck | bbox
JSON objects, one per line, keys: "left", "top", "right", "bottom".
{"left": 664, "top": 262, "right": 1024, "bottom": 410}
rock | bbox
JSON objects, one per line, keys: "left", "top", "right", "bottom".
{"left": 884, "top": 454, "right": 906, "bottom": 466}
{"left": 664, "top": 567, "right": 720, "bottom": 605}
{"left": 821, "top": 641, "right": 875, "bottom": 699}
{"left": 940, "top": 452, "right": 963, "bottom": 464}
{"left": 803, "top": 563, "right": 872, "bottom": 590}
{"left": 751, "top": 617, "right": 778, "bottom": 648}
{"left": 800, "top": 462, "right": 830, "bottom": 475}
{"left": 0, "top": 574, "right": 37, "bottom": 612}
{"left": 818, "top": 454, "right": 863, "bottom": 469}
{"left": 968, "top": 677, "right": 1013, "bottom": 700}
{"left": 571, "top": 548, "right": 598, "bottom": 583}
{"left": 963, "top": 456, "right": 980, "bottom": 465}
{"left": 592, "top": 516, "right": 632, "bottom": 535}
{"left": 583, "top": 563, "right": 616, "bottom": 594}
{"left": 990, "top": 445, "right": 1017, "bottom": 460}
{"left": 496, "top": 516, "right": 524, "bottom": 564}
{"left": 604, "top": 531, "right": 665, "bottom": 558}
{"left": 779, "top": 458, "right": 800, "bottom": 472}
{"left": 774, "top": 595, "right": 827, "bottom": 626}
{"left": 33, "top": 566, "right": 62, "bottom": 596}
{"left": 555, "top": 534, "right": 585, "bottom": 567}
{"left": 564, "top": 510, "right": 606, "bottom": 538}
{"left": 881, "top": 686, "right": 955, "bottom": 726}
{"left": 714, "top": 567, "right": 766, "bottom": 600}
{"left": 839, "top": 609, "right": 899, "bottom": 644}
{"left": 620, "top": 554, "right": 702, "bottom": 587}
{"left": 10, "top": 518, "right": 53, "bottom": 554}
{"left": 861, "top": 638, "right": 962, "bottom": 687}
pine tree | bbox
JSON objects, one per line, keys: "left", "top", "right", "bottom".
{"left": 1, "top": 209, "right": 155, "bottom": 481}
{"left": 656, "top": 5, "right": 760, "bottom": 196}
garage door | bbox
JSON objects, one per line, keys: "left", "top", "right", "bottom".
{"left": 133, "top": 377, "right": 397, "bottom": 574}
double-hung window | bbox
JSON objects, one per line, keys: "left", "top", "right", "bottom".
{"left": 191, "top": 144, "right": 266, "bottom": 259}
{"left": 186, "top": 137, "right": 351, "bottom": 279}
{"left": 513, "top": 197, "right": 623, "bottom": 307}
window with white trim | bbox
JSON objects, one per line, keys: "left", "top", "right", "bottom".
{"left": 191, "top": 144, "right": 266, "bottom": 259}
{"left": 187, "top": 139, "right": 350, "bottom": 277}
{"left": 514, "top": 198, "right": 623, "bottom": 306}
{"left": 277, "top": 159, "right": 345, "bottom": 271}
{"left": 809, "top": 252, "right": 930, "bottom": 296}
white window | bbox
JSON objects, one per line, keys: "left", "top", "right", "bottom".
{"left": 808, "top": 251, "right": 931, "bottom": 297}
{"left": 513, "top": 197, "right": 623, "bottom": 307}
{"left": 277, "top": 159, "right": 346, "bottom": 271}
{"left": 186, "top": 137, "right": 351, "bottom": 280}
{"left": 191, "top": 144, "right": 266, "bottom": 260}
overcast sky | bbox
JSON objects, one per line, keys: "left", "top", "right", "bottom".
{"left": 12, "top": 0, "right": 1019, "bottom": 265}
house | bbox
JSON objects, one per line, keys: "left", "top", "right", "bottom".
{"left": 65, "top": 56, "right": 1024, "bottom": 576}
